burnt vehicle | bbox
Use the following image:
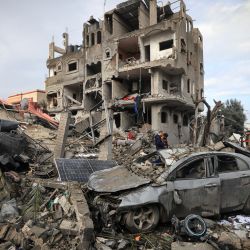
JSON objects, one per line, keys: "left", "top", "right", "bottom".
{"left": 87, "top": 150, "right": 250, "bottom": 233}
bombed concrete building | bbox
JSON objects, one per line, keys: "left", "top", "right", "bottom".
{"left": 45, "top": 0, "right": 204, "bottom": 145}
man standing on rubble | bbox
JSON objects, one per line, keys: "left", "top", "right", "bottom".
{"left": 155, "top": 131, "right": 165, "bottom": 150}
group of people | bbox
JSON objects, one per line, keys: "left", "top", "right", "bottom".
{"left": 155, "top": 131, "right": 169, "bottom": 150}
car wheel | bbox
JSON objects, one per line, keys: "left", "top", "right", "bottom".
{"left": 183, "top": 214, "right": 207, "bottom": 238}
{"left": 243, "top": 197, "right": 250, "bottom": 214}
{"left": 125, "top": 205, "right": 160, "bottom": 233}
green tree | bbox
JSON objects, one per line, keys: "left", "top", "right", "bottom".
{"left": 221, "top": 99, "right": 246, "bottom": 135}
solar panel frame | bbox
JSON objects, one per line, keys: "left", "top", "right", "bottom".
{"left": 55, "top": 158, "right": 117, "bottom": 183}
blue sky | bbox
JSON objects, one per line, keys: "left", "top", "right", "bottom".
{"left": 0, "top": 0, "right": 249, "bottom": 121}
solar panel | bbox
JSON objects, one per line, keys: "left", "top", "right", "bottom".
{"left": 55, "top": 158, "right": 117, "bottom": 183}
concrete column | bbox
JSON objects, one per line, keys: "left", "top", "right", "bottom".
{"left": 151, "top": 69, "right": 161, "bottom": 95}
{"left": 54, "top": 111, "right": 71, "bottom": 158}
{"left": 151, "top": 105, "right": 160, "bottom": 131}
{"left": 149, "top": 0, "right": 157, "bottom": 26}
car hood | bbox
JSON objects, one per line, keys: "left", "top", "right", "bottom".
{"left": 87, "top": 166, "right": 151, "bottom": 193}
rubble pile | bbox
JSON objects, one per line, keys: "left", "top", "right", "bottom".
{"left": 0, "top": 175, "right": 93, "bottom": 249}
{"left": 95, "top": 232, "right": 173, "bottom": 250}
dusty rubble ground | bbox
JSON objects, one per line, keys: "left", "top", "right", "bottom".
{"left": 0, "top": 107, "right": 250, "bottom": 250}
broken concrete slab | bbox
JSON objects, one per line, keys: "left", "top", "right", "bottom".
{"left": 69, "top": 185, "right": 94, "bottom": 248}
{"left": 218, "top": 231, "right": 242, "bottom": 250}
{"left": 171, "top": 242, "right": 215, "bottom": 250}
{"left": 59, "top": 219, "right": 79, "bottom": 236}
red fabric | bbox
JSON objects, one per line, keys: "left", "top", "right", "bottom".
{"left": 127, "top": 131, "right": 136, "bottom": 140}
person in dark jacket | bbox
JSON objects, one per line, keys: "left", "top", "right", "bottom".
{"left": 155, "top": 131, "right": 165, "bottom": 150}
{"left": 161, "top": 132, "right": 169, "bottom": 148}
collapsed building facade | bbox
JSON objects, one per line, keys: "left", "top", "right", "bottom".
{"left": 45, "top": 0, "right": 204, "bottom": 147}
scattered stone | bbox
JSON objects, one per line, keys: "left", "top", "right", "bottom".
{"left": 59, "top": 219, "right": 79, "bottom": 236}
{"left": 117, "top": 239, "right": 130, "bottom": 250}
{"left": 218, "top": 231, "right": 242, "bottom": 250}
{"left": 0, "top": 224, "right": 10, "bottom": 240}
{"left": 171, "top": 242, "right": 215, "bottom": 250}
{"left": 204, "top": 218, "right": 217, "bottom": 229}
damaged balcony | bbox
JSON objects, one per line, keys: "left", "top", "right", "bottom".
{"left": 63, "top": 83, "right": 84, "bottom": 110}
{"left": 112, "top": 68, "right": 151, "bottom": 108}
{"left": 85, "top": 75, "right": 102, "bottom": 94}
{"left": 117, "top": 29, "right": 179, "bottom": 73}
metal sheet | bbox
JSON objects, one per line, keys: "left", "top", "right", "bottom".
{"left": 223, "top": 141, "right": 250, "bottom": 157}
{"left": 88, "top": 165, "right": 150, "bottom": 193}
{"left": 55, "top": 158, "right": 116, "bottom": 183}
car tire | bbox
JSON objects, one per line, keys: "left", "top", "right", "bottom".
{"left": 183, "top": 214, "right": 207, "bottom": 238}
{"left": 124, "top": 205, "right": 160, "bottom": 233}
{"left": 243, "top": 197, "right": 250, "bottom": 214}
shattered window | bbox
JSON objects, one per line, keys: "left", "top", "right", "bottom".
{"left": 176, "top": 159, "right": 206, "bottom": 179}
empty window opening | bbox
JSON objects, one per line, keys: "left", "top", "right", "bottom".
{"left": 186, "top": 19, "right": 189, "bottom": 32}
{"left": 86, "top": 35, "right": 89, "bottom": 47}
{"left": 162, "top": 80, "right": 169, "bottom": 92}
{"left": 105, "top": 14, "right": 113, "bottom": 34}
{"left": 159, "top": 39, "right": 173, "bottom": 51}
{"left": 187, "top": 79, "right": 190, "bottom": 93}
{"left": 57, "top": 63, "right": 62, "bottom": 71}
{"left": 187, "top": 52, "right": 192, "bottom": 65}
{"left": 161, "top": 112, "right": 168, "bottom": 123}
{"left": 173, "top": 114, "right": 178, "bottom": 124}
{"left": 87, "top": 61, "right": 101, "bottom": 76}
{"left": 143, "top": 106, "right": 152, "bottom": 125}
{"left": 64, "top": 84, "right": 83, "bottom": 106}
{"left": 200, "top": 63, "right": 204, "bottom": 74}
{"left": 105, "top": 48, "right": 111, "bottom": 59}
{"left": 181, "top": 38, "right": 186, "bottom": 53}
{"left": 68, "top": 62, "right": 77, "bottom": 72}
{"left": 189, "top": 21, "right": 193, "bottom": 31}
{"left": 176, "top": 159, "right": 205, "bottom": 179}
{"left": 97, "top": 31, "right": 102, "bottom": 44}
{"left": 86, "top": 78, "right": 102, "bottom": 89}
{"left": 114, "top": 113, "right": 121, "bottom": 128}
{"left": 103, "top": 82, "right": 112, "bottom": 101}
{"left": 91, "top": 33, "right": 95, "bottom": 46}
{"left": 200, "top": 88, "right": 204, "bottom": 98}
{"left": 118, "top": 37, "right": 140, "bottom": 65}
{"left": 183, "top": 114, "right": 188, "bottom": 126}
{"left": 47, "top": 93, "right": 58, "bottom": 108}
{"left": 145, "top": 45, "right": 150, "bottom": 62}
{"left": 199, "top": 35, "right": 203, "bottom": 43}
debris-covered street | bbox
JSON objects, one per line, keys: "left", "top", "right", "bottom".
{"left": 1, "top": 0, "right": 250, "bottom": 249}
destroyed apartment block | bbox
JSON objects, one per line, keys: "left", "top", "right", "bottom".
{"left": 45, "top": 0, "right": 204, "bottom": 150}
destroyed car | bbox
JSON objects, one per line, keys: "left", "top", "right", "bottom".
{"left": 88, "top": 151, "right": 250, "bottom": 233}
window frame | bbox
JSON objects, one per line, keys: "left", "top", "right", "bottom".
{"left": 215, "top": 154, "right": 250, "bottom": 174}
{"left": 66, "top": 60, "right": 78, "bottom": 74}
{"left": 159, "top": 39, "right": 174, "bottom": 51}
{"left": 169, "top": 156, "right": 217, "bottom": 181}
